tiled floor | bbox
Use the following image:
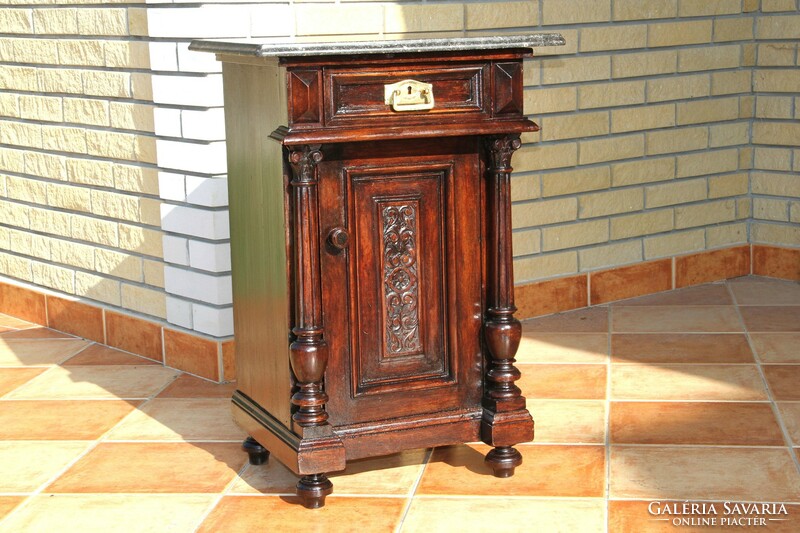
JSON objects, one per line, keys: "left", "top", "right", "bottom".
{"left": 1, "top": 275, "right": 799, "bottom": 532}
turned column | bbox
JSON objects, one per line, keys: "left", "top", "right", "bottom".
{"left": 287, "top": 144, "right": 333, "bottom": 509}
{"left": 482, "top": 134, "right": 532, "bottom": 478}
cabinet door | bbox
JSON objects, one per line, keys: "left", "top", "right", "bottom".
{"left": 318, "top": 138, "right": 483, "bottom": 426}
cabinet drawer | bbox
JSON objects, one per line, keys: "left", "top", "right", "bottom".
{"left": 324, "top": 64, "right": 490, "bottom": 125}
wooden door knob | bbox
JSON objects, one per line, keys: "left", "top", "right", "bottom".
{"left": 327, "top": 227, "right": 349, "bottom": 251}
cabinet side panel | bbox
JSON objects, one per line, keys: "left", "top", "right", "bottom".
{"left": 222, "top": 61, "right": 292, "bottom": 428}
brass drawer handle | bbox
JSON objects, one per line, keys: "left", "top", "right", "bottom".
{"left": 384, "top": 79, "right": 434, "bottom": 112}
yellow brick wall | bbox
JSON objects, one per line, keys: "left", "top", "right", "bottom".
{"left": 0, "top": 2, "right": 164, "bottom": 317}
{"left": 503, "top": 0, "right": 745, "bottom": 280}
{"left": 1, "top": 0, "right": 798, "bottom": 336}
{"left": 750, "top": 9, "right": 800, "bottom": 247}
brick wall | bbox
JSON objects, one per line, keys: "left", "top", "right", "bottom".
{"left": 0, "top": 4, "right": 164, "bottom": 318}
{"left": 1, "top": 1, "right": 798, "bottom": 350}
{"left": 750, "top": 6, "right": 800, "bottom": 246}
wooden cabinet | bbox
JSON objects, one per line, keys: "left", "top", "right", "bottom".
{"left": 191, "top": 34, "right": 564, "bottom": 509}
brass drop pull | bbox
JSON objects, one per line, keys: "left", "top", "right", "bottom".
{"left": 327, "top": 227, "right": 349, "bottom": 251}
{"left": 384, "top": 79, "right": 435, "bottom": 112}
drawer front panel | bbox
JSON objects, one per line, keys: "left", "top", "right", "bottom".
{"left": 325, "top": 65, "right": 488, "bottom": 125}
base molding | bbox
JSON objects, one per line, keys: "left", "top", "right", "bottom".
{"left": 0, "top": 244, "right": 797, "bottom": 382}
{"left": 516, "top": 244, "right": 799, "bottom": 320}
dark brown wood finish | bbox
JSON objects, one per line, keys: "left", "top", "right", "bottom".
{"left": 217, "top": 46, "right": 537, "bottom": 509}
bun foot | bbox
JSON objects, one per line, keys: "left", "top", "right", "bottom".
{"left": 485, "top": 446, "right": 522, "bottom": 478}
{"left": 242, "top": 437, "right": 269, "bottom": 465}
{"left": 296, "top": 473, "right": 333, "bottom": 509}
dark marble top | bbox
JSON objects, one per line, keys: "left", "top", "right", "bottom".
{"left": 189, "top": 33, "right": 566, "bottom": 58}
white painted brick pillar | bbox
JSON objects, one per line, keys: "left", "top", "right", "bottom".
{"left": 142, "top": 2, "right": 295, "bottom": 337}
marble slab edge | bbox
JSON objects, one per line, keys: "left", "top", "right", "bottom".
{"left": 189, "top": 34, "right": 566, "bottom": 58}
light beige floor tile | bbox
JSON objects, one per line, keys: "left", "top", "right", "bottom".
{"left": 0, "top": 367, "right": 47, "bottom": 396}
{"left": 417, "top": 443, "right": 605, "bottom": 497}
{"left": 517, "top": 333, "right": 608, "bottom": 364}
{"left": 47, "top": 442, "right": 244, "bottom": 493}
{"left": 106, "top": 398, "right": 246, "bottom": 441}
{"left": 0, "top": 441, "right": 90, "bottom": 492}
{"left": 401, "top": 498, "right": 606, "bottom": 533}
{"left": 0, "top": 494, "right": 216, "bottom": 533}
{"left": 610, "top": 364, "right": 768, "bottom": 401}
{"left": 0, "top": 339, "right": 89, "bottom": 366}
{"left": 0, "top": 400, "right": 140, "bottom": 440}
{"left": 0, "top": 313, "right": 35, "bottom": 329}
{"left": 0, "top": 327, "right": 75, "bottom": 340}
{"left": 7, "top": 365, "right": 179, "bottom": 400}
{"left": 527, "top": 400, "right": 606, "bottom": 444}
{"left": 518, "top": 363, "right": 607, "bottom": 399}
{"left": 610, "top": 446, "right": 800, "bottom": 501}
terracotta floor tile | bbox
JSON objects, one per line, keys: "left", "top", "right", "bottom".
{"left": 106, "top": 398, "right": 246, "bottom": 441}
{"left": 156, "top": 374, "right": 238, "bottom": 399}
{"left": 0, "top": 496, "right": 24, "bottom": 521}
{"left": 0, "top": 327, "right": 75, "bottom": 340}
{"left": 521, "top": 307, "right": 609, "bottom": 333}
{"left": 7, "top": 365, "right": 179, "bottom": 400}
{"left": 610, "top": 364, "right": 767, "bottom": 401}
{"left": 777, "top": 403, "right": 800, "bottom": 446}
{"left": 527, "top": 400, "right": 606, "bottom": 444}
{"left": 750, "top": 333, "right": 800, "bottom": 363}
{"left": 0, "top": 400, "right": 140, "bottom": 440}
{"left": 730, "top": 278, "right": 800, "bottom": 305}
{"left": 610, "top": 402, "right": 784, "bottom": 446}
{"left": 612, "top": 306, "right": 744, "bottom": 333}
{"left": 611, "top": 333, "right": 754, "bottom": 364}
{"left": 517, "top": 333, "right": 608, "bottom": 364}
{"left": 198, "top": 496, "right": 406, "bottom": 533}
{"left": 416, "top": 443, "right": 605, "bottom": 497}
{"left": 763, "top": 366, "right": 800, "bottom": 401}
{"left": 518, "top": 364, "right": 607, "bottom": 400}
{"left": 47, "top": 442, "right": 245, "bottom": 493}
{"left": 609, "top": 446, "right": 800, "bottom": 501}
{"left": 402, "top": 498, "right": 606, "bottom": 533}
{"left": 613, "top": 284, "right": 733, "bottom": 306}
{"left": 0, "top": 441, "right": 90, "bottom": 492}
{"left": 0, "top": 367, "right": 47, "bottom": 396}
{"left": 231, "top": 449, "right": 427, "bottom": 496}
{"left": 740, "top": 306, "right": 800, "bottom": 332}
{"left": 0, "top": 338, "right": 90, "bottom": 366}
{"left": 62, "top": 344, "right": 159, "bottom": 366}
{"left": 0, "top": 494, "right": 216, "bottom": 533}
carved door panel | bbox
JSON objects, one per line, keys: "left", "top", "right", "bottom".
{"left": 318, "top": 138, "right": 483, "bottom": 426}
